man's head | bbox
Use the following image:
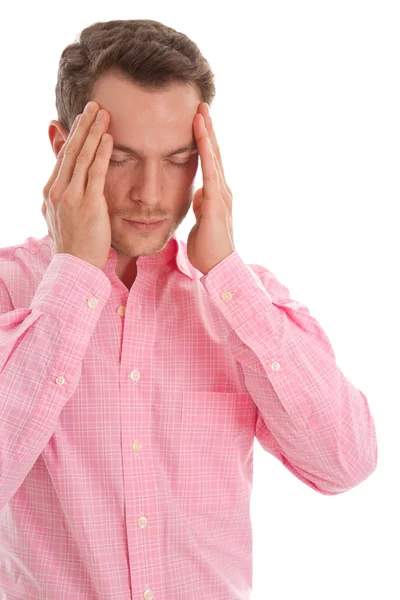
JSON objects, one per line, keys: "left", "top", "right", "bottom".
{"left": 48, "top": 19, "right": 216, "bottom": 283}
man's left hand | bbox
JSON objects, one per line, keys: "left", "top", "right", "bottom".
{"left": 187, "top": 103, "right": 235, "bottom": 276}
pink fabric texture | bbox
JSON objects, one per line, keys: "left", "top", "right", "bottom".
{"left": 0, "top": 233, "right": 377, "bottom": 599}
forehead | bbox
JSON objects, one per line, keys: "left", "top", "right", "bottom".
{"left": 91, "top": 71, "right": 201, "bottom": 137}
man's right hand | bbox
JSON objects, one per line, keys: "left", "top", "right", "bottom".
{"left": 42, "top": 101, "right": 113, "bottom": 272}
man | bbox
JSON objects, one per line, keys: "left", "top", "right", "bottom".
{"left": 0, "top": 19, "right": 377, "bottom": 599}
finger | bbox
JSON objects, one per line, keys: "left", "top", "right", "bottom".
{"left": 67, "top": 108, "right": 111, "bottom": 197}
{"left": 211, "top": 141, "right": 232, "bottom": 203}
{"left": 201, "top": 104, "right": 226, "bottom": 180}
{"left": 53, "top": 103, "right": 103, "bottom": 192}
{"left": 84, "top": 132, "right": 113, "bottom": 200}
{"left": 44, "top": 113, "right": 82, "bottom": 193}
{"left": 41, "top": 112, "right": 80, "bottom": 215}
{"left": 196, "top": 114, "right": 220, "bottom": 198}
{"left": 199, "top": 104, "right": 232, "bottom": 196}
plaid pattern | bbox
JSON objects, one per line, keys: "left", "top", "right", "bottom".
{"left": 0, "top": 232, "right": 377, "bottom": 598}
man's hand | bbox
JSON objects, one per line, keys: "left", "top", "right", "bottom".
{"left": 187, "top": 103, "right": 235, "bottom": 275}
{"left": 42, "top": 102, "right": 113, "bottom": 271}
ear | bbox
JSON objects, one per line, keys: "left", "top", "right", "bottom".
{"left": 48, "top": 120, "right": 70, "bottom": 159}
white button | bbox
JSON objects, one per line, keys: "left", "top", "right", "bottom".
{"left": 56, "top": 375, "right": 65, "bottom": 386}
{"left": 143, "top": 590, "right": 154, "bottom": 600}
{"left": 87, "top": 297, "right": 99, "bottom": 309}
{"left": 132, "top": 441, "right": 142, "bottom": 453}
{"left": 221, "top": 290, "right": 233, "bottom": 302}
{"left": 130, "top": 370, "right": 141, "bottom": 382}
{"left": 117, "top": 305, "right": 126, "bottom": 316}
{"left": 137, "top": 516, "right": 148, "bottom": 528}
{"left": 271, "top": 361, "right": 280, "bottom": 370}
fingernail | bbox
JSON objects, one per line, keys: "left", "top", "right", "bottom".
{"left": 85, "top": 101, "right": 95, "bottom": 114}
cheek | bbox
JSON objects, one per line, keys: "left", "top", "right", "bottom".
{"left": 184, "top": 159, "right": 199, "bottom": 179}
{"left": 177, "top": 166, "right": 197, "bottom": 189}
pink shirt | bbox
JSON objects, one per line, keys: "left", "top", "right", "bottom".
{"left": 0, "top": 233, "right": 377, "bottom": 599}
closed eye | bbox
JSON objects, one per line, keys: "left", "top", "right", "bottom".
{"left": 109, "top": 158, "right": 194, "bottom": 169}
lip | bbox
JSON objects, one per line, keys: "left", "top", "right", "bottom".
{"left": 124, "top": 219, "right": 165, "bottom": 231}
{"left": 126, "top": 220, "right": 163, "bottom": 224}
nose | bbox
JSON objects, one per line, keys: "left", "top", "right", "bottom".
{"left": 135, "top": 162, "right": 162, "bottom": 205}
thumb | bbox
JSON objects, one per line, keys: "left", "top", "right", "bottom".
{"left": 192, "top": 188, "right": 203, "bottom": 221}
{"left": 41, "top": 201, "right": 53, "bottom": 241}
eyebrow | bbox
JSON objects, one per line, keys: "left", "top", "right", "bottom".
{"left": 112, "top": 139, "right": 198, "bottom": 158}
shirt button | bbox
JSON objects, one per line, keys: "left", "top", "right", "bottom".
{"left": 271, "top": 361, "right": 280, "bottom": 370}
{"left": 221, "top": 290, "right": 233, "bottom": 302}
{"left": 130, "top": 370, "right": 141, "bottom": 382}
{"left": 117, "top": 305, "right": 126, "bottom": 317}
{"left": 55, "top": 375, "right": 65, "bottom": 386}
{"left": 87, "top": 297, "right": 99, "bottom": 309}
{"left": 132, "top": 441, "right": 142, "bottom": 453}
{"left": 137, "top": 516, "right": 148, "bottom": 528}
{"left": 143, "top": 590, "right": 154, "bottom": 600}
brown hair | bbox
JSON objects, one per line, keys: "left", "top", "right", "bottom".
{"left": 55, "top": 19, "right": 216, "bottom": 131}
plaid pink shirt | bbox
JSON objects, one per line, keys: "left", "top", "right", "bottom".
{"left": 0, "top": 233, "right": 377, "bottom": 599}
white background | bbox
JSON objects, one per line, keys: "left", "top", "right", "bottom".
{"left": 1, "top": 1, "right": 398, "bottom": 598}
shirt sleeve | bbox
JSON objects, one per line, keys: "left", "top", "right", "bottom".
{"left": 200, "top": 251, "right": 378, "bottom": 496}
{"left": 0, "top": 253, "right": 111, "bottom": 508}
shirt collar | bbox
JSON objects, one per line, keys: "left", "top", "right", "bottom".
{"left": 46, "top": 232, "right": 195, "bottom": 280}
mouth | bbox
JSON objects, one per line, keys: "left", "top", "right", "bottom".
{"left": 124, "top": 219, "right": 165, "bottom": 231}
